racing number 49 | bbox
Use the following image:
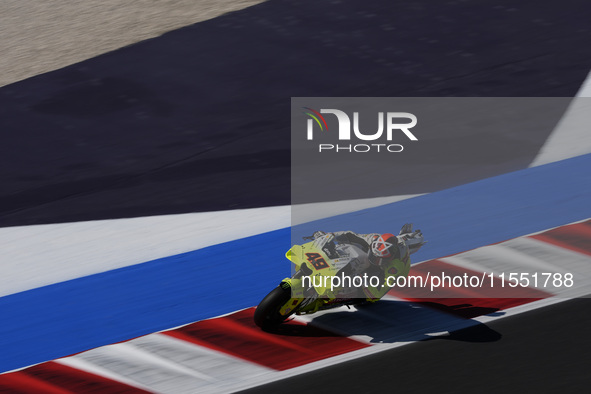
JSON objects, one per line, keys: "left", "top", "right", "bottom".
{"left": 305, "top": 252, "right": 329, "bottom": 270}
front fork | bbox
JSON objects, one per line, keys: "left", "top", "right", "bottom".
{"left": 277, "top": 271, "right": 322, "bottom": 316}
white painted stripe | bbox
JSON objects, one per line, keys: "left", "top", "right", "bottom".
{"left": 575, "top": 70, "right": 591, "bottom": 97}
{"left": 69, "top": 342, "right": 222, "bottom": 393}
{"left": 504, "top": 236, "right": 591, "bottom": 274}
{"left": 55, "top": 357, "right": 155, "bottom": 392}
{"left": 127, "top": 334, "right": 272, "bottom": 382}
{"left": 0, "top": 206, "right": 287, "bottom": 298}
{"left": 56, "top": 333, "right": 274, "bottom": 394}
{"left": 441, "top": 238, "right": 591, "bottom": 298}
{"left": 529, "top": 70, "right": 591, "bottom": 167}
{"left": 0, "top": 194, "right": 419, "bottom": 298}
{"left": 291, "top": 194, "right": 423, "bottom": 225}
{"left": 503, "top": 237, "right": 591, "bottom": 298}
{"left": 444, "top": 244, "right": 569, "bottom": 277}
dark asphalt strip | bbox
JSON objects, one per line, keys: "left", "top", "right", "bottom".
{"left": 239, "top": 297, "right": 591, "bottom": 393}
{"left": 2, "top": 0, "right": 591, "bottom": 226}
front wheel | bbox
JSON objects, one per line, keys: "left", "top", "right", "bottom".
{"left": 254, "top": 285, "right": 293, "bottom": 329}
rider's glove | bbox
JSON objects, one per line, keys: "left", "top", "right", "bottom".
{"left": 313, "top": 230, "right": 327, "bottom": 239}
{"left": 399, "top": 223, "right": 414, "bottom": 235}
{"left": 398, "top": 224, "right": 425, "bottom": 255}
{"left": 303, "top": 230, "right": 328, "bottom": 241}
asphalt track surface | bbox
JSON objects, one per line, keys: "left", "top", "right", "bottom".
{"left": 2, "top": 0, "right": 591, "bottom": 392}
{"left": 2, "top": 0, "right": 591, "bottom": 226}
{"left": 242, "top": 297, "right": 591, "bottom": 394}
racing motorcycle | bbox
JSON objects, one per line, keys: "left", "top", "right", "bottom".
{"left": 253, "top": 227, "right": 424, "bottom": 330}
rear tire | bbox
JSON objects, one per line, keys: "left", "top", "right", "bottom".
{"left": 254, "top": 286, "right": 293, "bottom": 329}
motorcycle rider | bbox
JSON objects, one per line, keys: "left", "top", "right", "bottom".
{"left": 308, "top": 223, "right": 425, "bottom": 301}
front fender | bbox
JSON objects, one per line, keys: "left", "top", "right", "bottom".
{"left": 278, "top": 278, "right": 305, "bottom": 316}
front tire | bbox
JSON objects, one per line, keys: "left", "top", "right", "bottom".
{"left": 254, "top": 286, "right": 293, "bottom": 329}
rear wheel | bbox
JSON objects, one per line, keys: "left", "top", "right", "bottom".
{"left": 254, "top": 285, "right": 293, "bottom": 329}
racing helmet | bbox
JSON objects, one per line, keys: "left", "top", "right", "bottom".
{"left": 369, "top": 233, "right": 401, "bottom": 265}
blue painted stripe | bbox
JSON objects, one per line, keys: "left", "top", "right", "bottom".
{"left": 1, "top": 153, "right": 590, "bottom": 373}
{"left": 293, "top": 152, "right": 591, "bottom": 261}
